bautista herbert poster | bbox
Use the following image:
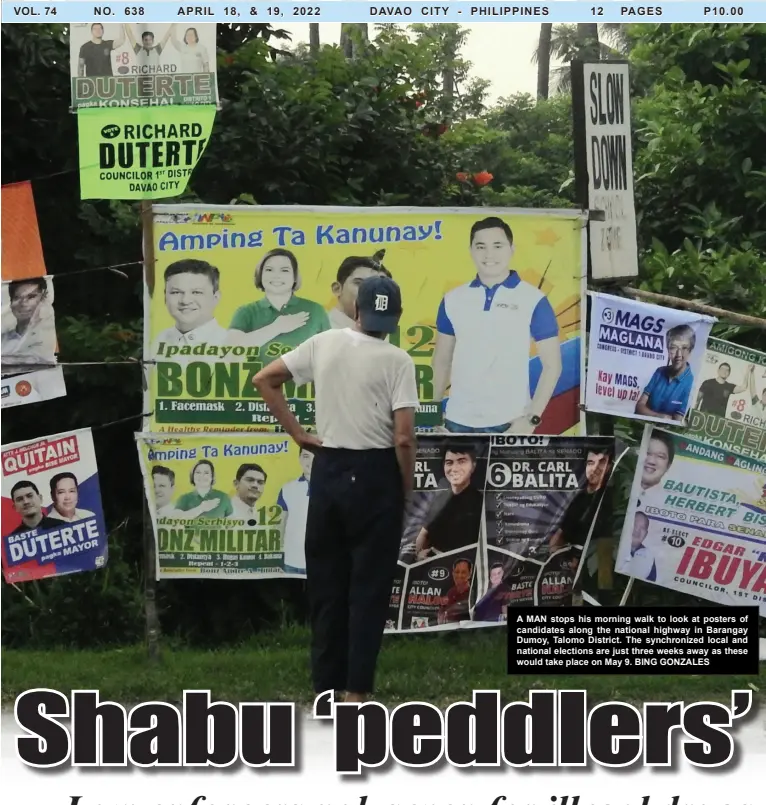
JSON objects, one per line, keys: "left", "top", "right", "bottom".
{"left": 585, "top": 292, "right": 715, "bottom": 425}
{"left": 615, "top": 425, "right": 766, "bottom": 616}
{"left": 1, "top": 428, "right": 108, "bottom": 583}
{"left": 144, "top": 205, "right": 587, "bottom": 435}
{"left": 69, "top": 22, "right": 219, "bottom": 108}
{"left": 686, "top": 337, "right": 766, "bottom": 461}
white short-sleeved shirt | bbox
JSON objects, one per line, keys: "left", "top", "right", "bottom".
{"left": 177, "top": 42, "right": 209, "bottom": 73}
{"left": 277, "top": 476, "right": 310, "bottom": 570}
{"left": 281, "top": 328, "right": 419, "bottom": 450}
{"left": 624, "top": 544, "right": 658, "bottom": 582}
{"left": 151, "top": 318, "right": 228, "bottom": 358}
{"left": 436, "top": 272, "right": 559, "bottom": 428}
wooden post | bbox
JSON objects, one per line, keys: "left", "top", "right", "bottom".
{"left": 140, "top": 199, "right": 161, "bottom": 662}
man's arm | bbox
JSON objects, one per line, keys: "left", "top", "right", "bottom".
{"left": 123, "top": 23, "right": 137, "bottom": 49}
{"left": 529, "top": 336, "right": 562, "bottom": 418}
{"left": 415, "top": 526, "right": 430, "bottom": 557}
{"left": 253, "top": 358, "right": 322, "bottom": 449}
{"left": 393, "top": 406, "right": 417, "bottom": 501}
{"left": 431, "top": 333, "right": 455, "bottom": 403}
{"left": 549, "top": 528, "right": 565, "bottom": 550}
{"left": 78, "top": 56, "right": 87, "bottom": 77}
{"left": 113, "top": 25, "right": 126, "bottom": 49}
{"left": 635, "top": 392, "right": 673, "bottom": 420}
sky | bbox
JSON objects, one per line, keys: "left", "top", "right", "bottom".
{"left": 283, "top": 23, "right": 548, "bottom": 104}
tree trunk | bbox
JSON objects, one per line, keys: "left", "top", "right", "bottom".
{"left": 576, "top": 23, "right": 601, "bottom": 60}
{"left": 340, "top": 23, "right": 368, "bottom": 59}
{"left": 536, "top": 23, "right": 552, "bottom": 100}
{"left": 309, "top": 23, "right": 320, "bottom": 57}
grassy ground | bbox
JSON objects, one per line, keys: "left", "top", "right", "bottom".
{"left": 2, "top": 626, "right": 763, "bottom": 709}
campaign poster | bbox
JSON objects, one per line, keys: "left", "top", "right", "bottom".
{"left": 2, "top": 276, "right": 57, "bottom": 372}
{"left": 1, "top": 182, "right": 47, "bottom": 282}
{"left": 1, "top": 428, "right": 108, "bottom": 583}
{"left": 476, "top": 435, "right": 615, "bottom": 618}
{"left": 585, "top": 292, "right": 715, "bottom": 425}
{"left": 136, "top": 433, "right": 312, "bottom": 579}
{"left": 78, "top": 106, "right": 216, "bottom": 200}
{"left": 686, "top": 338, "right": 766, "bottom": 461}
{"left": 391, "top": 436, "right": 488, "bottom": 631}
{"left": 2, "top": 368, "right": 67, "bottom": 410}
{"left": 145, "top": 205, "right": 586, "bottom": 434}
{"left": 615, "top": 426, "right": 766, "bottom": 616}
{"left": 69, "top": 23, "right": 218, "bottom": 108}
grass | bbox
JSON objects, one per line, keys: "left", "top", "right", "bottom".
{"left": 2, "top": 626, "right": 763, "bottom": 709}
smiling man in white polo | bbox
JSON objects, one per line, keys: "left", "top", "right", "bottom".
{"left": 431, "top": 216, "right": 563, "bottom": 434}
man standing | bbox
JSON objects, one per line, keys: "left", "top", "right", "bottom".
{"left": 2, "top": 278, "right": 56, "bottom": 368}
{"left": 7, "top": 481, "right": 60, "bottom": 536}
{"left": 229, "top": 463, "right": 267, "bottom": 522}
{"left": 126, "top": 26, "right": 172, "bottom": 72}
{"left": 635, "top": 324, "right": 697, "bottom": 421}
{"left": 47, "top": 473, "right": 96, "bottom": 523}
{"left": 548, "top": 446, "right": 611, "bottom": 551}
{"left": 277, "top": 448, "right": 314, "bottom": 574}
{"left": 696, "top": 362, "right": 750, "bottom": 417}
{"left": 414, "top": 444, "right": 483, "bottom": 559}
{"left": 78, "top": 23, "right": 127, "bottom": 77}
{"left": 254, "top": 276, "right": 418, "bottom": 704}
{"left": 151, "top": 259, "right": 228, "bottom": 356}
{"left": 329, "top": 256, "right": 391, "bottom": 330}
{"left": 431, "top": 216, "right": 562, "bottom": 433}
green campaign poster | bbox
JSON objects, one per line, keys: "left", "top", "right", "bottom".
{"left": 77, "top": 105, "right": 216, "bottom": 200}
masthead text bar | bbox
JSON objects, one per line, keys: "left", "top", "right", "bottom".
{"left": 2, "top": 3, "right": 764, "bottom": 24}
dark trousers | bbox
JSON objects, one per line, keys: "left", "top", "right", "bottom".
{"left": 305, "top": 447, "right": 404, "bottom": 694}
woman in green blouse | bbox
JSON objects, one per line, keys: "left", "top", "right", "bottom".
{"left": 175, "top": 459, "right": 233, "bottom": 520}
{"left": 226, "top": 248, "right": 329, "bottom": 362}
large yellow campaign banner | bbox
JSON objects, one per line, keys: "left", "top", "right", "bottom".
{"left": 145, "top": 205, "right": 585, "bottom": 433}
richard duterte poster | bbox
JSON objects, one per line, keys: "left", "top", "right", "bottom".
{"left": 144, "top": 205, "right": 586, "bottom": 435}
{"left": 615, "top": 426, "right": 766, "bottom": 616}
{"left": 1, "top": 428, "right": 108, "bottom": 583}
{"left": 686, "top": 337, "right": 766, "bottom": 461}
{"left": 136, "top": 432, "right": 312, "bottom": 579}
{"left": 585, "top": 292, "right": 715, "bottom": 425}
{"left": 69, "top": 22, "right": 218, "bottom": 108}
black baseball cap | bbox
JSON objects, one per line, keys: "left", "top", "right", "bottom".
{"left": 356, "top": 276, "right": 403, "bottom": 334}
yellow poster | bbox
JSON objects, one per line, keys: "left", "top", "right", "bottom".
{"left": 136, "top": 432, "right": 310, "bottom": 579}
{"left": 145, "top": 205, "right": 585, "bottom": 434}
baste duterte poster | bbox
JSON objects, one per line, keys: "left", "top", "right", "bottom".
{"left": 145, "top": 205, "right": 586, "bottom": 435}
{"left": 136, "top": 433, "right": 313, "bottom": 579}
{"left": 1, "top": 428, "right": 107, "bottom": 583}
{"left": 615, "top": 426, "right": 766, "bottom": 616}
{"left": 585, "top": 292, "right": 715, "bottom": 425}
{"left": 475, "top": 436, "right": 615, "bottom": 621}
{"left": 686, "top": 337, "right": 766, "bottom": 461}
{"left": 69, "top": 22, "right": 218, "bottom": 108}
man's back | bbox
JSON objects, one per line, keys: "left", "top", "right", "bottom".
{"left": 284, "top": 328, "right": 419, "bottom": 450}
